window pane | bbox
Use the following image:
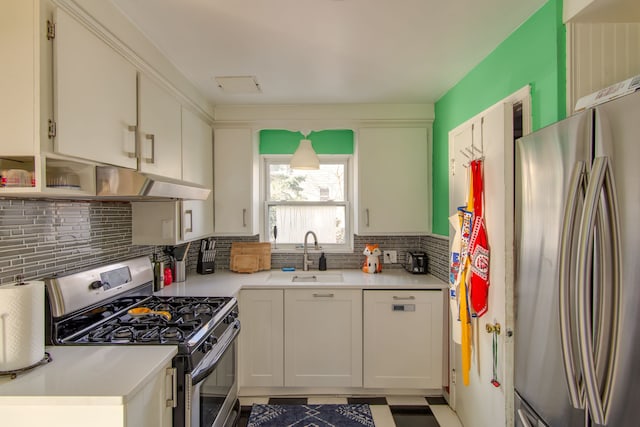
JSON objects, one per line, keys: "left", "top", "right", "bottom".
{"left": 268, "top": 205, "right": 346, "bottom": 244}
{"left": 268, "top": 164, "right": 345, "bottom": 202}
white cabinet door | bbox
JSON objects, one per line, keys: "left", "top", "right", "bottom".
{"left": 126, "top": 362, "right": 174, "bottom": 427}
{"left": 284, "top": 289, "right": 362, "bottom": 387}
{"left": 53, "top": 8, "right": 137, "bottom": 169}
{"left": 363, "top": 290, "right": 443, "bottom": 389}
{"left": 213, "top": 128, "right": 257, "bottom": 235}
{"left": 131, "top": 109, "right": 212, "bottom": 245}
{"left": 139, "top": 74, "right": 182, "bottom": 179}
{"left": 182, "top": 107, "right": 213, "bottom": 241}
{"left": 239, "top": 290, "right": 284, "bottom": 388}
{"left": 358, "top": 127, "right": 430, "bottom": 234}
{"left": 1, "top": 0, "right": 37, "bottom": 156}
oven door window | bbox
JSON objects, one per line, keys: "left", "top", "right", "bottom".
{"left": 192, "top": 342, "right": 236, "bottom": 427}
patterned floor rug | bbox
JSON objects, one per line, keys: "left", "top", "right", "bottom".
{"left": 247, "top": 403, "right": 375, "bottom": 427}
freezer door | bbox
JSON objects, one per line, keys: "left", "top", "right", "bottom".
{"left": 515, "top": 111, "right": 591, "bottom": 427}
{"left": 592, "top": 90, "right": 640, "bottom": 427}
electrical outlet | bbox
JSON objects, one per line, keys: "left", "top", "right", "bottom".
{"left": 384, "top": 250, "right": 397, "bottom": 263}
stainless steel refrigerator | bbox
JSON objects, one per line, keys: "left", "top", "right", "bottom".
{"left": 514, "top": 89, "right": 640, "bottom": 427}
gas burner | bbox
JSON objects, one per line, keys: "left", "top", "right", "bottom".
{"left": 111, "top": 326, "right": 136, "bottom": 342}
{"left": 161, "top": 327, "right": 184, "bottom": 341}
{"left": 139, "top": 326, "right": 161, "bottom": 343}
{"left": 176, "top": 317, "right": 203, "bottom": 331}
{"left": 194, "top": 304, "right": 213, "bottom": 315}
{"left": 87, "top": 324, "right": 117, "bottom": 342}
{"left": 153, "top": 303, "right": 173, "bottom": 312}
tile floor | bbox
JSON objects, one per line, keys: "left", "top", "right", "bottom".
{"left": 236, "top": 395, "right": 463, "bottom": 427}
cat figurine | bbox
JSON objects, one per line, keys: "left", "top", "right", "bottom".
{"left": 362, "top": 244, "right": 382, "bottom": 274}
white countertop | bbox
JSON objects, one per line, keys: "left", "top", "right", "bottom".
{"left": 0, "top": 269, "right": 443, "bottom": 405}
{"left": 0, "top": 346, "right": 176, "bottom": 405}
{"left": 156, "top": 268, "right": 446, "bottom": 298}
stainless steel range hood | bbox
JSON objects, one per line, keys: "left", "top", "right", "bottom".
{"left": 96, "top": 166, "right": 211, "bottom": 200}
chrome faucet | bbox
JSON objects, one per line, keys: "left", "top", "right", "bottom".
{"left": 303, "top": 231, "right": 319, "bottom": 271}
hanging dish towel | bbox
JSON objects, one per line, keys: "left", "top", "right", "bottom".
{"left": 469, "top": 159, "right": 490, "bottom": 317}
{"left": 459, "top": 168, "right": 474, "bottom": 386}
{"left": 449, "top": 211, "right": 462, "bottom": 345}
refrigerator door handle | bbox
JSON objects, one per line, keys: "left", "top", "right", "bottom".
{"left": 559, "top": 161, "right": 586, "bottom": 409}
{"left": 598, "top": 155, "right": 622, "bottom": 425}
{"left": 577, "top": 156, "right": 622, "bottom": 426}
{"left": 517, "top": 409, "right": 534, "bottom": 427}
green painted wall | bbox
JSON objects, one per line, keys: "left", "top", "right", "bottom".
{"left": 431, "top": 0, "right": 566, "bottom": 235}
{"left": 260, "top": 129, "right": 354, "bottom": 154}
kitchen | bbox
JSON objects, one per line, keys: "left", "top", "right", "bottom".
{"left": 1, "top": 0, "right": 639, "bottom": 427}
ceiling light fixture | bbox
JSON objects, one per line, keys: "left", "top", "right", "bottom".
{"left": 290, "top": 132, "right": 319, "bottom": 170}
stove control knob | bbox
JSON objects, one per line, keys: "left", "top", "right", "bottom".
{"left": 89, "top": 280, "right": 104, "bottom": 290}
{"left": 202, "top": 336, "right": 217, "bottom": 353}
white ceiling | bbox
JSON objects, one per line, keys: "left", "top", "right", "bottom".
{"left": 110, "top": 0, "right": 547, "bottom": 106}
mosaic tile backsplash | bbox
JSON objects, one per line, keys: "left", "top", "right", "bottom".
{"left": 0, "top": 199, "right": 158, "bottom": 284}
{"left": 0, "top": 198, "right": 449, "bottom": 285}
{"left": 186, "top": 234, "right": 449, "bottom": 283}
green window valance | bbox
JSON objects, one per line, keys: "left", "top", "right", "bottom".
{"left": 259, "top": 129, "right": 354, "bottom": 155}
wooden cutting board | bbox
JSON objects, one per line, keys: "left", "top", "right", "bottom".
{"left": 230, "top": 254, "right": 260, "bottom": 273}
{"left": 230, "top": 242, "right": 271, "bottom": 272}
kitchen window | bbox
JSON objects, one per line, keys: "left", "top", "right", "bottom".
{"left": 263, "top": 156, "right": 352, "bottom": 252}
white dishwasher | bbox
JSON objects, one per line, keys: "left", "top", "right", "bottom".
{"left": 363, "top": 289, "right": 444, "bottom": 389}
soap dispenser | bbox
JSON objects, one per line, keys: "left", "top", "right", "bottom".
{"left": 319, "top": 252, "right": 327, "bottom": 271}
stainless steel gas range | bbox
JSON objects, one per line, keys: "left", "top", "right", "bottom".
{"left": 44, "top": 256, "right": 240, "bottom": 427}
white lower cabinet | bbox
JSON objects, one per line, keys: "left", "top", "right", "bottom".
{"left": 239, "top": 289, "right": 284, "bottom": 388}
{"left": 363, "top": 290, "right": 443, "bottom": 389}
{"left": 125, "top": 362, "right": 175, "bottom": 427}
{"left": 284, "top": 289, "right": 362, "bottom": 388}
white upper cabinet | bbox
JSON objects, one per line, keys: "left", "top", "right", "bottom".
{"left": 181, "top": 107, "right": 213, "bottom": 241}
{"left": 1, "top": 0, "right": 38, "bottom": 157}
{"left": 213, "top": 128, "right": 258, "bottom": 235}
{"left": 53, "top": 8, "right": 137, "bottom": 169}
{"left": 138, "top": 74, "right": 182, "bottom": 179}
{"left": 357, "top": 127, "right": 431, "bottom": 235}
{"left": 131, "top": 108, "right": 213, "bottom": 245}
{"left": 182, "top": 108, "right": 212, "bottom": 187}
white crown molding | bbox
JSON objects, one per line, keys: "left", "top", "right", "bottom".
{"left": 213, "top": 103, "right": 434, "bottom": 130}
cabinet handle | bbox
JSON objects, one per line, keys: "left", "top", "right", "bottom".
{"left": 166, "top": 367, "right": 177, "bottom": 408}
{"left": 242, "top": 208, "right": 247, "bottom": 227}
{"left": 312, "top": 293, "right": 334, "bottom": 298}
{"left": 393, "top": 295, "right": 416, "bottom": 300}
{"left": 144, "top": 134, "right": 155, "bottom": 164}
{"left": 125, "top": 125, "right": 137, "bottom": 158}
{"left": 185, "top": 209, "right": 193, "bottom": 233}
{"left": 365, "top": 208, "right": 370, "bottom": 227}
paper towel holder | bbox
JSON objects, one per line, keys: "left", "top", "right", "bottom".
{"left": 0, "top": 352, "right": 52, "bottom": 380}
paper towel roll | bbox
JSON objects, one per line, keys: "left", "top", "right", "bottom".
{"left": 0, "top": 281, "right": 44, "bottom": 372}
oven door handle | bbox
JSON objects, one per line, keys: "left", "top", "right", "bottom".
{"left": 191, "top": 320, "right": 240, "bottom": 384}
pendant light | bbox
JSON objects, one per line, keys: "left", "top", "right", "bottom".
{"left": 290, "top": 132, "right": 319, "bottom": 170}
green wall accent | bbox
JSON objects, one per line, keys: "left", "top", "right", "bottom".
{"left": 259, "top": 130, "right": 354, "bottom": 155}
{"left": 431, "top": 0, "right": 566, "bottom": 235}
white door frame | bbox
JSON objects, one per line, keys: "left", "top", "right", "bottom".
{"left": 447, "top": 86, "right": 531, "bottom": 427}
